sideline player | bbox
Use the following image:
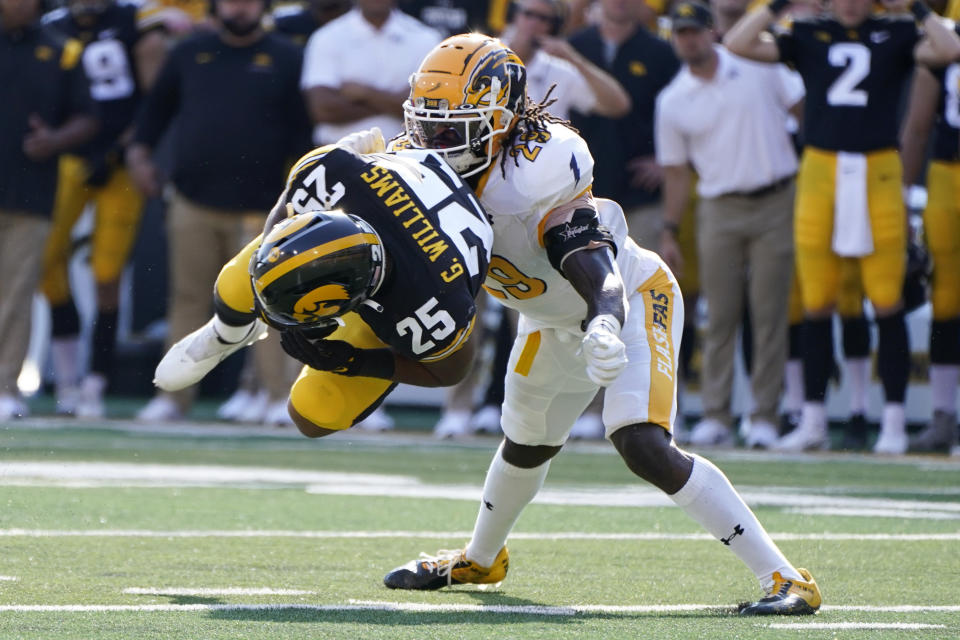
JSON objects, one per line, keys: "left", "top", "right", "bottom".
{"left": 381, "top": 33, "right": 821, "bottom": 615}
{"left": 725, "top": 0, "right": 960, "bottom": 453}
{"left": 41, "top": 0, "right": 167, "bottom": 417}
{"left": 151, "top": 139, "right": 494, "bottom": 436}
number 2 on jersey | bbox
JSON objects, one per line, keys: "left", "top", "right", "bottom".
{"left": 827, "top": 43, "right": 870, "bottom": 107}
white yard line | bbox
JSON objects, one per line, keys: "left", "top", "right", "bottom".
{"left": 767, "top": 622, "right": 946, "bottom": 630}
{"left": 122, "top": 588, "right": 313, "bottom": 596}
{"left": 0, "top": 576, "right": 17, "bottom": 582}
{"left": 0, "top": 529, "right": 958, "bottom": 541}
{"left": 1, "top": 600, "right": 958, "bottom": 616}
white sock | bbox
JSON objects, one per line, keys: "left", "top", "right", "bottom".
{"left": 845, "top": 357, "right": 870, "bottom": 415}
{"left": 783, "top": 360, "right": 803, "bottom": 414}
{"left": 930, "top": 365, "right": 960, "bottom": 413}
{"left": 670, "top": 454, "right": 801, "bottom": 591}
{"left": 213, "top": 316, "right": 254, "bottom": 343}
{"left": 50, "top": 336, "right": 81, "bottom": 387}
{"left": 465, "top": 443, "right": 550, "bottom": 568}
{"left": 881, "top": 403, "right": 905, "bottom": 435}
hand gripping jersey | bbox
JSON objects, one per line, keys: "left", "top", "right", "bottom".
{"left": 283, "top": 146, "right": 493, "bottom": 362}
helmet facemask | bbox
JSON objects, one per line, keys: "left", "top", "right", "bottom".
{"left": 403, "top": 75, "right": 516, "bottom": 177}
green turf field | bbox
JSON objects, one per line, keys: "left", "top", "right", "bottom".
{"left": 1, "top": 417, "right": 958, "bottom": 639}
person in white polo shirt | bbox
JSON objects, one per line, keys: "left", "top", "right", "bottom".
{"left": 300, "top": 0, "right": 442, "bottom": 145}
{"left": 503, "top": 0, "right": 631, "bottom": 120}
{"left": 656, "top": 1, "right": 803, "bottom": 448}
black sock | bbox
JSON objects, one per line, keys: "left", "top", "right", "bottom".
{"left": 876, "top": 311, "right": 909, "bottom": 404}
{"left": 90, "top": 310, "right": 118, "bottom": 377}
{"left": 841, "top": 316, "right": 871, "bottom": 359}
{"left": 930, "top": 318, "right": 960, "bottom": 365}
{"left": 802, "top": 317, "right": 833, "bottom": 402}
{"left": 788, "top": 323, "right": 803, "bottom": 360}
{"left": 50, "top": 302, "right": 80, "bottom": 338}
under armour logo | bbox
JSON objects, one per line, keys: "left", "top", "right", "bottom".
{"left": 721, "top": 524, "right": 744, "bottom": 545}
{"left": 484, "top": 500, "right": 494, "bottom": 511}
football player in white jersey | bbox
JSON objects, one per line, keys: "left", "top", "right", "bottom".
{"left": 149, "top": 141, "right": 493, "bottom": 436}
{"left": 379, "top": 33, "right": 821, "bottom": 615}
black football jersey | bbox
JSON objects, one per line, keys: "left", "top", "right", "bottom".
{"left": 930, "top": 24, "right": 960, "bottom": 161}
{"left": 271, "top": 6, "right": 319, "bottom": 48}
{"left": 283, "top": 146, "right": 493, "bottom": 362}
{"left": 776, "top": 15, "right": 919, "bottom": 152}
{"left": 43, "top": 0, "right": 153, "bottom": 157}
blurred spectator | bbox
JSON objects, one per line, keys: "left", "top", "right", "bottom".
{"left": 127, "top": 0, "right": 311, "bottom": 421}
{"left": 300, "top": 0, "right": 441, "bottom": 145}
{"left": 569, "top": 0, "right": 680, "bottom": 252}
{"left": 505, "top": 0, "right": 630, "bottom": 119}
{"left": 725, "top": 0, "right": 960, "bottom": 454}
{"left": 39, "top": 0, "right": 168, "bottom": 418}
{"left": 271, "top": 0, "right": 350, "bottom": 47}
{"left": 656, "top": 1, "right": 802, "bottom": 448}
{"left": 900, "top": 56, "right": 960, "bottom": 454}
{"left": 0, "top": 0, "right": 98, "bottom": 419}
{"left": 398, "top": 0, "right": 494, "bottom": 35}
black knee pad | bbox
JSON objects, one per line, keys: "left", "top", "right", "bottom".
{"left": 501, "top": 438, "right": 562, "bottom": 469}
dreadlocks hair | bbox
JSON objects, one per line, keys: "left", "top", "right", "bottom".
{"left": 499, "top": 83, "right": 580, "bottom": 177}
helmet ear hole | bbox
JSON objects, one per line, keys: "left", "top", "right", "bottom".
{"left": 251, "top": 210, "right": 385, "bottom": 332}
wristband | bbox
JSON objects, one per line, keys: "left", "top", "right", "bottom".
{"left": 910, "top": 0, "right": 931, "bottom": 21}
{"left": 342, "top": 348, "right": 396, "bottom": 379}
{"left": 768, "top": 0, "right": 791, "bottom": 14}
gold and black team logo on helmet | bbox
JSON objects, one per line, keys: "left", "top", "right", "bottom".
{"left": 250, "top": 210, "right": 385, "bottom": 332}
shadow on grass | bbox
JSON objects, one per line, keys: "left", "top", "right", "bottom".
{"left": 201, "top": 590, "right": 737, "bottom": 625}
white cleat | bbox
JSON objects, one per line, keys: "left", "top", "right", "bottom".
{"left": 775, "top": 404, "right": 828, "bottom": 452}
{"left": 154, "top": 319, "right": 267, "bottom": 392}
{"left": 688, "top": 418, "right": 734, "bottom": 447}
{"left": 75, "top": 374, "right": 107, "bottom": 419}
{"left": 569, "top": 412, "right": 605, "bottom": 440}
{"left": 217, "top": 389, "right": 255, "bottom": 421}
{"left": 0, "top": 394, "right": 29, "bottom": 420}
{"left": 263, "top": 399, "right": 294, "bottom": 427}
{"left": 745, "top": 419, "right": 779, "bottom": 450}
{"left": 136, "top": 395, "right": 183, "bottom": 422}
{"left": 235, "top": 389, "right": 270, "bottom": 424}
{"left": 433, "top": 410, "right": 472, "bottom": 439}
{"left": 874, "top": 404, "right": 907, "bottom": 455}
{"left": 354, "top": 407, "right": 395, "bottom": 431}
{"left": 470, "top": 405, "right": 502, "bottom": 434}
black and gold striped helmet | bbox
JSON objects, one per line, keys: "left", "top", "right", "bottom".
{"left": 250, "top": 210, "right": 385, "bottom": 332}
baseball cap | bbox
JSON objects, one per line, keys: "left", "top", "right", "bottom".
{"left": 670, "top": 1, "right": 714, "bottom": 30}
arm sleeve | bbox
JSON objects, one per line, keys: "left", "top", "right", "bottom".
{"left": 132, "top": 48, "right": 180, "bottom": 146}
{"left": 654, "top": 93, "right": 687, "bottom": 167}
{"left": 301, "top": 29, "right": 339, "bottom": 89}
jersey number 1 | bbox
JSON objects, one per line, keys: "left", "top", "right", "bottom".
{"left": 826, "top": 43, "right": 870, "bottom": 107}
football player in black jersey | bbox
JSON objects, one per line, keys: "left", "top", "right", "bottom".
{"left": 152, "top": 141, "right": 494, "bottom": 437}
{"left": 899, "top": 31, "right": 960, "bottom": 453}
{"left": 726, "top": 0, "right": 960, "bottom": 453}
{"left": 41, "top": 0, "right": 167, "bottom": 418}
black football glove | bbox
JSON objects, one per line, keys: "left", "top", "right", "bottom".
{"left": 280, "top": 329, "right": 395, "bottom": 379}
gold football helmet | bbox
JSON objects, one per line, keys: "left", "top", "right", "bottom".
{"left": 404, "top": 33, "right": 527, "bottom": 177}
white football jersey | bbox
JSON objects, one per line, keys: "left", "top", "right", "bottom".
{"left": 478, "top": 120, "right": 624, "bottom": 330}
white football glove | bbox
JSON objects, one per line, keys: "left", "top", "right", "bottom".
{"left": 579, "top": 314, "right": 627, "bottom": 387}
{"left": 335, "top": 127, "right": 385, "bottom": 154}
